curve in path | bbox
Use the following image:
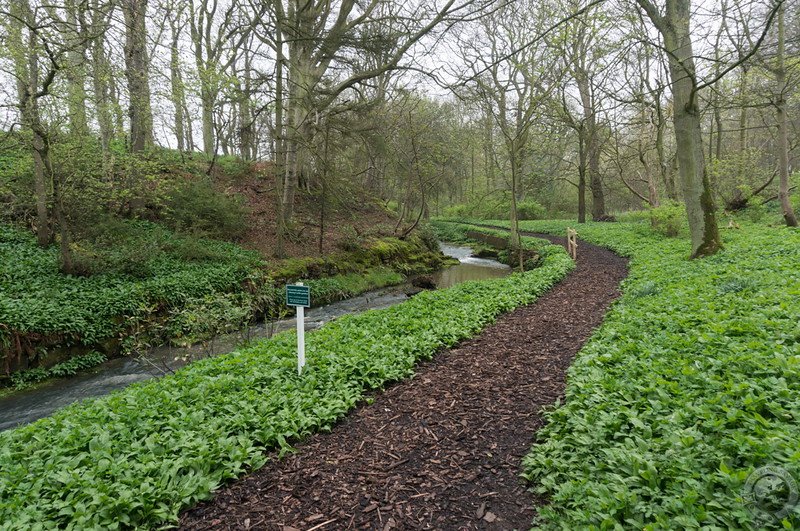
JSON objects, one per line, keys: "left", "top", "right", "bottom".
{"left": 180, "top": 233, "right": 628, "bottom": 530}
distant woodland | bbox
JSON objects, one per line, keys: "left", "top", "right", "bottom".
{"left": 1, "top": 0, "right": 798, "bottom": 261}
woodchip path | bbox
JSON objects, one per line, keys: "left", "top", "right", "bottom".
{"left": 180, "top": 232, "right": 628, "bottom": 531}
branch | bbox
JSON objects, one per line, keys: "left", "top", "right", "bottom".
{"left": 696, "top": 0, "right": 784, "bottom": 92}
{"left": 762, "top": 185, "right": 797, "bottom": 204}
{"left": 620, "top": 172, "right": 650, "bottom": 203}
{"left": 452, "top": 0, "right": 608, "bottom": 87}
{"left": 316, "top": 0, "right": 467, "bottom": 109}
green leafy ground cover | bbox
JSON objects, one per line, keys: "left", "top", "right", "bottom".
{"left": 1, "top": 222, "right": 448, "bottom": 386}
{"left": 0, "top": 235, "right": 573, "bottom": 529}
{"left": 0, "top": 222, "right": 261, "bottom": 352}
{"left": 450, "top": 218, "right": 800, "bottom": 529}
{"left": 428, "top": 221, "right": 540, "bottom": 250}
{"left": 9, "top": 351, "right": 107, "bottom": 389}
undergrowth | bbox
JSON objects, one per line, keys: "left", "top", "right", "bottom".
{"left": 447, "top": 217, "right": 800, "bottom": 530}
{"left": 0, "top": 221, "right": 260, "bottom": 352}
{"left": 9, "top": 351, "right": 107, "bottom": 389}
{"left": 0, "top": 235, "right": 573, "bottom": 529}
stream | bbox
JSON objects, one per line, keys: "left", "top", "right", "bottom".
{"left": 0, "top": 244, "right": 510, "bottom": 432}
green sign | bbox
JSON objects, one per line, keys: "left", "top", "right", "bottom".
{"left": 286, "top": 284, "right": 311, "bottom": 307}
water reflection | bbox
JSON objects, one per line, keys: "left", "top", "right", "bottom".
{"left": 432, "top": 244, "right": 510, "bottom": 288}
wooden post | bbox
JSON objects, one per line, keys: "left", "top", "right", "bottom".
{"left": 567, "top": 227, "right": 578, "bottom": 260}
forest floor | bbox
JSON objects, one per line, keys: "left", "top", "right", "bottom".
{"left": 230, "top": 163, "right": 399, "bottom": 259}
{"left": 179, "top": 233, "right": 628, "bottom": 530}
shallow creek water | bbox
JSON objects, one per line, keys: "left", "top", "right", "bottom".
{"left": 0, "top": 244, "right": 510, "bottom": 431}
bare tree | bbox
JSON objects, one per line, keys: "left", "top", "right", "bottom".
{"left": 457, "top": 0, "right": 562, "bottom": 250}
{"left": 189, "top": 0, "right": 255, "bottom": 156}
{"left": 271, "top": 0, "right": 489, "bottom": 221}
{"left": 634, "top": 0, "right": 723, "bottom": 257}
{"left": 563, "top": 0, "right": 612, "bottom": 220}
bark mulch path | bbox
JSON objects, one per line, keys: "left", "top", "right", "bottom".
{"left": 180, "top": 234, "right": 628, "bottom": 531}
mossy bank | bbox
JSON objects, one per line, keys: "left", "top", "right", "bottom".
{"left": 0, "top": 221, "right": 451, "bottom": 387}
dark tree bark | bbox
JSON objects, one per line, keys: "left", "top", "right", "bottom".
{"left": 122, "top": 0, "right": 154, "bottom": 153}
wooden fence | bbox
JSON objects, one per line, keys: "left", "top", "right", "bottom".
{"left": 567, "top": 227, "right": 578, "bottom": 260}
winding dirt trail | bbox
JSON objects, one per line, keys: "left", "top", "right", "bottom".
{"left": 180, "top": 233, "right": 628, "bottom": 530}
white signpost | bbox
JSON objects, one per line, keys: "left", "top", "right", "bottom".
{"left": 286, "top": 283, "right": 311, "bottom": 374}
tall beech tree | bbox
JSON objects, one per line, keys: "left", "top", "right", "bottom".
{"left": 122, "top": 0, "right": 154, "bottom": 152}
{"left": 633, "top": 0, "right": 784, "bottom": 257}
{"left": 634, "top": 0, "right": 723, "bottom": 258}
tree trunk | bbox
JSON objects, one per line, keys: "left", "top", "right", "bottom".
{"left": 90, "top": 29, "right": 115, "bottom": 165}
{"left": 576, "top": 67, "right": 605, "bottom": 220}
{"left": 202, "top": 92, "right": 216, "bottom": 156}
{"left": 589, "top": 138, "right": 605, "bottom": 220}
{"left": 64, "top": 1, "right": 89, "bottom": 136}
{"left": 169, "top": 19, "right": 186, "bottom": 153}
{"left": 712, "top": 94, "right": 722, "bottom": 161}
{"left": 238, "top": 47, "right": 254, "bottom": 160}
{"left": 281, "top": 0, "right": 309, "bottom": 219}
{"left": 509, "top": 141, "right": 521, "bottom": 250}
{"left": 184, "top": 97, "right": 195, "bottom": 151}
{"left": 739, "top": 68, "right": 749, "bottom": 153}
{"left": 274, "top": 10, "right": 287, "bottom": 258}
{"left": 775, "top": 4, "right": 798, "bottom": 226}
{"left": 637, "top": 102, "right": 660, "bottom": 208}
{"left": 655, "top": 101, "right": 677, "bottom": 201}
{"left": 122, "top": 0, "right": 154, "bottom": 153}
{"left": 640, "top": 0, "right": 722, "bottom": 258}
{"left": 12, "top": 0, "right": 51, "bottom": 247}
{"left": 282, "top": 60, "right": 312, "bottom": 219}
{"left": 666, "top": 10, "right": 721, "bottom": 256}
{"left": 199, "top": 85, "right": 215, "bottom": 156}
{"left": 52, "top": 174, "right": 74, "bottom": 275}
{"left": 27, "top": 117, "right": 55, "bottom": 252}
{"left": 577, "top": 132, "right": 587, "bottom": 223}
{"left": 31, "top": 141, "right": 51, "bottom": 247}
{"left": 108, "top": 68, "right": 126, "bottom": 140}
